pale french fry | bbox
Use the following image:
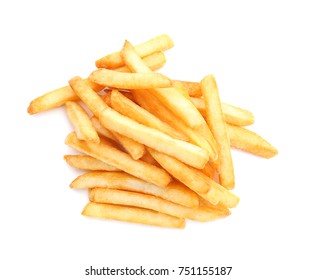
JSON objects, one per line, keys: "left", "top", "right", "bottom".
{"left": 65, "top": 132, "right": 171, "bottom": 187}
{"left": 90, "top": 116, "right": 116, "bottom": 141}
{"left": 95, "top": 34, "right": 174, "bottom": 69}
{"left": 65, "top": 101, "right": 100, "bottom": 143}
{"left": 89, "top": 68, "right": 172, "bottom": 89}
{"left": 115, "top": 51, "right": 166, "bottom": 72}
{"left": 69, "top": 77, "right": 210, "bottom": 169}
{"left": 70, "top": 171, "right": 199, "bottom": 208}
{"left": 201, "top": 75, "right": 235, "bottom": 189}
{"left": 89, "top": 188, "right": 229, "bottom": 222}
{"left": 190, "top": 97, "right": 255, "bottom": 127}
{"left": 227, "top": 124, "right": 278, "bottom": 158}
{"left": 110, "top": 89, "right": 187, "bottom": 141}
{"left": 82, "top": 202, "right": 185, "bottom": 228}
{"left": 64, "top": 155, "right": 119, "bottom": 171}
{"left": 132, "top": 89, "right": 216, "bottom": 160}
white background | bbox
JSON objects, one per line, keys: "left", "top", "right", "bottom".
{"left": 1, "top": 0, "right": 315, "bottom": 279}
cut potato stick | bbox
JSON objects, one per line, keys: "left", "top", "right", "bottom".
{"left": 65, "top": 132, "right": 171, "bottom": 187}
{"left": 69, "top": 77, "right": 210, "bottom": 169}
{"left": 227, "top": 124, "right": 278, "bottom": 158}
{"left": 95, "top": 34, "right": 174, "bottom": 69}
{"left": 82, "top": 202, "right": 185, "bottom": 228}
{"left": 132, "top": 89, "right": 217, "bottom": 160}
{"left": 90, "top": 116, "right": 116, "bottom": 141}
{"left": 201, "top": 75, "right": 235, "bottom": 189}
{"left": 89, "top": 188, "right": 229, "bottom": 222}
{"left": 71, "top": 171, "right": 199, "bottom": 208}
{"left": 190, "top": 97, "right": 255, "bottom": 127}
{"left": 89, "top": 68, "right": 172, "bottom": 89}
{"left": 110, "top": 89, "right": 187, "bottom": 141}
{"left": 115, "top": 51, "right": 166, "bottom": 72}
{"left": 65, "top": 101, "right": 100, "bottom": 143}
{"left": 64, "top": 155, "right": 119, "bottom": 171}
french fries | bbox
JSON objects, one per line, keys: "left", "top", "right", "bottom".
{"left": 95, "top": 34, "right": 174, "bottom": 69}
{"left": 65, "top": 132, "right": 171, "bottom": 188}
{"left": 201, "top": 75, "right": 235, "bottom": 189}
{"left": 65, "top": 101, "right": 100, "bottom": 143}
{"left": 28, "top": 34, "right": 277, "bottom": 228}
{"left": 89, "top": 68, "right": 172, "bottom": 89}
{"left": 64, "top": 155, "right": 119, "bottom": 171}
{"left": 70, "top": 171, "right": 199, "bottom": 208}
{"left": 82, "top": 202, "right": 185, "bottom": 228}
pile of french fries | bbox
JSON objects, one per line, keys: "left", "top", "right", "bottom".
{"left": 28, "top": 34, "right": 278, "bottom": 229}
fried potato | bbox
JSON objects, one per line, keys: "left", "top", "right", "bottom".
{"left": 201, "top": 75, "right": 235, "bottom": 189}
{"left": 69, "top": 77, "right": 210, "bottom": 169}
{"left": 82, "top": 202, "right": 185, "bottom": 228}
{"left": 65, "top": 132, "right": 171, "bottom": 187}
{"left": 65, "top": 101, "right": 100, "bottom": 143}
{"left": 110, "top": 89, "right": 187, "bottom": 141}
{"left": 70, "top": 171, "right": 199, "bottom": 208}
{"left": 227, "top": 124, "right": 278, "bottom": 158}
{"left": 64, "top": 155, "right": 119, "bottom": 171}
{"left": 89, "top": 68, "right": 172, "bottom": 89}
{"left": 89, "top": 188, "right": 229, "bottom": 222}
{"left": 95, "top": 34, "right": 174, "bottom": 69}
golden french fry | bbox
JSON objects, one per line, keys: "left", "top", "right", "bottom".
{"left": 201, "top": 75, "right": 235, "bottom": 189}
{"left": 89, "top": 68, "right": 172, "bottom": 89}
{"left": 69, "top": 77, "right": 209, "bottom": 169}
{"left": 110, "top": 89, "right": 187, "bottom": 141}
{"left": 89, "top": 188, "right": 229, "bottom": 222}
{"left": 65, "top": 132, "right": 171, "bottom": 187}
{"left": 190, "top": 97, "right": 255, "bottom": 127}
{"left": 82, "top": 202, "right": 185, "bottom": 228}
{"left": 64, "top": 155, "right": 119, "bottom": 171}
{"left": 115, "top": 51, "right": 166, "bottom": 72}
{"left": 65, "top": 101, "right": 100, "bottom": 143}
{"left": 95, "top": 34, "right": 174, "bottom": 69}
{"left": 90, "top": 116, "right": 116, "bottom": 141}
{"left": 227, "top": 124, "right": 278, "bottom": 158}
{"left": 71, "top": 171, "right": 199, "bottom": 208}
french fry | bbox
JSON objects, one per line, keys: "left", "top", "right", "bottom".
{"left": 65, "top": 132, "right": 171, "bottom": 187}
{"left": 82, "top": 202, "right": 185, "bottom": 228}
{"left": 110, "top": 89, "right": 187, "bottom": 141}
{"left": 227, "top": 124, "right": 278, "bottom": 158}
{"left": 115, "top": 51, "right": 166, "bottom": 72}
{"left": 64, "top": 155, "right": 119, "bottom": 171}
{"left": 190, "top": 97, "right": 255, "bottom": 127}
{"left": 65, "top": 101, "right": 100, "bottom": 143}
{"left": 201, "top": 75, "right": 235, "bottom": 189}
{"left": 89, "top": 188, "right": 229, "bottom": 222}
{"left": 89, "top": 68, "right": 172, "bottom": 89}
{"left": 70, "top": 171, "right": 199, "bottom": 208}
{"left": 69, "top": 76, "right": 210, "bottom": 169}
{"left": 95, "top": 34, "right": 174, "bottom": 69}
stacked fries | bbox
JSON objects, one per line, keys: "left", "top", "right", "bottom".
{"left": 28, "top": 34, "right": 278, "bottom": 228}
